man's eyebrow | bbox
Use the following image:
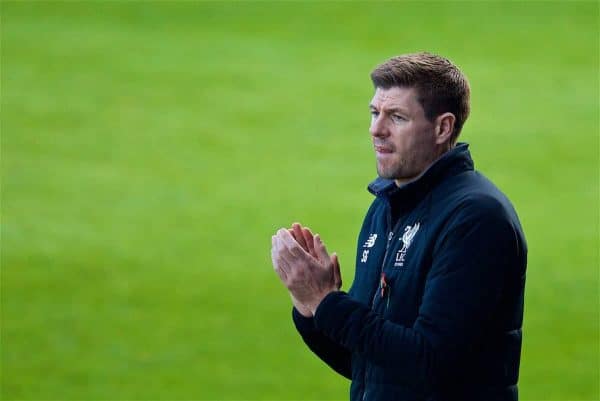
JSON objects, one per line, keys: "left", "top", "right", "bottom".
{"left": 369, "top": 104, "right": 409, "bottom": 114}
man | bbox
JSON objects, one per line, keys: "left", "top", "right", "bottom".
{"left": 270, "top": 52, "right": 527, "bottom": 401}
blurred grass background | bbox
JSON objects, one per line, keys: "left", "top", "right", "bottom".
{"left": 1, "top": 1, "right": 598, "bottom": 400}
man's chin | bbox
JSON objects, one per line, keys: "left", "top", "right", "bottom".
{"left": 376, "top": 166, "right": 398, "bottom": 180}
{"left": 377, "top": 168, "right": 413, "bottom": 183}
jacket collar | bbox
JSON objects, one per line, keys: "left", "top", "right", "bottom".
{"left": 367, "top": 143, "right": 474, "bottom": 203}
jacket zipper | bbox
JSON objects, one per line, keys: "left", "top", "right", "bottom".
{"left": 364, "top": 201, "right": 404, "bottom": 401}
{"left": 370, "top": 201, "right": 403, "bottom": 309}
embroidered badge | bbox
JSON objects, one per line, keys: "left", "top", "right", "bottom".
{"left": 394, "top": 222, "right": 420, "bottom": 267}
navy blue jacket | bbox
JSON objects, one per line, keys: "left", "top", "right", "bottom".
{"left": 293, "top": 144, "right": 527, "bottom": 401}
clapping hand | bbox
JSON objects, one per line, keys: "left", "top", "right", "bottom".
{"left": 271, "top": 223, "right": 342, "bottom": 317}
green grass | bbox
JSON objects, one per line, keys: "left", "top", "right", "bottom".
{"left": 1, "top": 1, "right": 598, "bottom": 400}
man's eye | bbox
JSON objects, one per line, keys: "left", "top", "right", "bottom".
{"left": 370, "top": 111, "right": 379, "bottom": 118}
{"left": 392, "top": 115, "right": 405, "bottom": 122}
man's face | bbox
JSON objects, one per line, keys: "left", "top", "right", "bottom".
{"left": 369, "top": 86, "right": 440, "bottom": 185}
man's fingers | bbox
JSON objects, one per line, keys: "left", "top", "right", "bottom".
{"left": 313, "top": 234, "right": 330, "bottom": 262}
{"left": 271, "top": 236, "right": 284, "bottom": 270}
{"left": 272, "top": 238, "right": 287, "bottom": 271}
{"left": 292, "top": 223, "right": 309, "bottom": 252}
{"left": 302, "top": 227, "right": 317, "bottom": 258}
{"left": 271, "top": 236, "right": 277, "bottom": 266}
{"left": 275, "top": 255, "right": 290, "bottom": 282}
{"left": 331, "top": 252, "right": 342, "bottom": 290}
{"left": 278, "top": 228, "right": 310, "bottom": 258}
{"left": 278, "top": 240, "right": 302, "bottom": 267}
{"left": 273, "top": 234, "right": 286, "bottom": 260}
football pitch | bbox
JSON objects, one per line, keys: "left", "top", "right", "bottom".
{"left": 1, "top": 1, "right": 598, "bottom": 400}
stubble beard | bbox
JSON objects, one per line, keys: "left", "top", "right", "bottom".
{"left": 377, "top": 159, "right": 406, "bottom": 180}
{"left": 377, "top": 156, "right": 425, "bottom": 185}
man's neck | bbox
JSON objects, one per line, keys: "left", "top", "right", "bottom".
{"left": 394, "top": 144, "right": 454, "bottom": 187}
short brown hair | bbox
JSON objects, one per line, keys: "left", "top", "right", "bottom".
{"left": 370, "top": 52, "right": 471, "bottom": 141}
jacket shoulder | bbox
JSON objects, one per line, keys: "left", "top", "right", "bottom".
{"left": 435, "top": 171, "right": 521, "bottom": 222}
{"left": 432, "top": 171, "right": 527, "bottom": 255}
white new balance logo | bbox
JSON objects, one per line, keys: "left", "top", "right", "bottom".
{"left": 363, "top": 233, "right": 378, "bottom": 248}
{"left": 360, "top": 233, "right": 378, "bottom": 263}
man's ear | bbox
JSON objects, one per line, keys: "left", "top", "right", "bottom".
{"left": 435, "top": 112, "right": 456, "bottom": 145}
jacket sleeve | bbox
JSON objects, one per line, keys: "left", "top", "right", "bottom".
{"left": 311, "top": 199, "right": 523, "bottom": 386}
{"left": 292, "top": 307, "right": 352, "bottom": 379}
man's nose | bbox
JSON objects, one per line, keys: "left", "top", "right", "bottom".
{"left": 370, "top": 115, "right": 388, "bottom": 138}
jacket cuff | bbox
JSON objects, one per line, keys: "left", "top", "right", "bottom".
{"left": 292, "top": 306, "right": 316, "bottom": 333}
{"left": 314, "top": 291, "right": 362, "bottom": 336}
